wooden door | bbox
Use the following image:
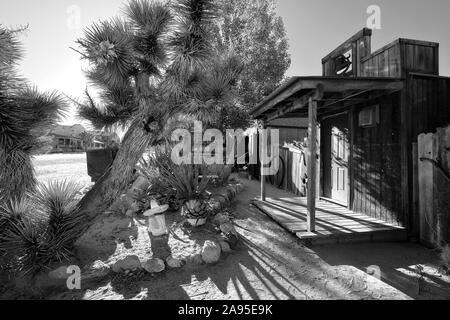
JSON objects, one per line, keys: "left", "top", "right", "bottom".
{"left": 322, "top": 114, "right": 350, "bottom": 205}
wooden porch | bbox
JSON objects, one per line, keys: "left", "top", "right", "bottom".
{"left": 250, "top": 181, "right": 407, "bottom": 245}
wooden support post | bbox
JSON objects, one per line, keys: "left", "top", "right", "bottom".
{"left": 307, "top": 97, "right": 318, "bottom": 232}
{"left": 260, "top": 123, "right": 266, "bottom": 202}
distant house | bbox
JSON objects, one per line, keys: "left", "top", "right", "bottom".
{"left": 50, "top": 124, "right": 86, "bottom": 153}
{"left": 48, "top": 125, "right": 118, "bottom": 153}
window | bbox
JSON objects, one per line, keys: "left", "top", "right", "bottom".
{"left": 359, "top": 105, "right": 380, "bottom": 127}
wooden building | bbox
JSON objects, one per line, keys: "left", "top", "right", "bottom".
{"left": 250, "top": 29, "right": 450, "bottom": 242}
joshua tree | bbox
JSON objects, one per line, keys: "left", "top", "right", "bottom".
{"left": 0, "top": 26, "right": 67, "bottom": 202}
{"left": 74, "top": 0, "right": 242, "bottom": 216}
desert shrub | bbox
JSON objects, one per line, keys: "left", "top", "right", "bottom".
{"left": 138, "top": 147, "right": 212, "bottom": 214}
{"left": 207, "top": 164, "right": 233, "bottom": 187}
{"left": 0, "top": 180, "right": 84, "bottom": 275}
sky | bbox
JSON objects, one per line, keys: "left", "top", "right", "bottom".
{"left": 1, "top": 0, "right": 449, "bottom": 125}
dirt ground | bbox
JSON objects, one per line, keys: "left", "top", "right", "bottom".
{"left": 314, "top": 242, "right": 450, "bottom": 300}
{"left": 47, "top": 178, "right": 420, "bottom": 300}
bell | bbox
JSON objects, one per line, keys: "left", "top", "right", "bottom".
{"left": 144, "top": 200, "right": 169, "bottom": 237}
{"left": 334, "top": 53, "right": 352, "bottom": 75}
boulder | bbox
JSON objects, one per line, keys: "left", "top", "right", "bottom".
{"left": 166, "top": 256, "right": 185, "bottom": 269}
{"left": 201, "top": 241, "right": 221, "bottom": 264}
{"left": 112, "top": 255, "right": 141, "bottom": 273}
{"left": 212, "top": 213, "right": 230, "bottom": 226}
{"left": 142, "top": 258, "right": 165, "bottom": 273}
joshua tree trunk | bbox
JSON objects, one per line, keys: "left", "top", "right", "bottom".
{"left": 79, "top": 73, "right": 154, "bottom": 218}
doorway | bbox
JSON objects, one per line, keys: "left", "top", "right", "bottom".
{"left": 322, "top": 113, "right": 350, "bottom": 206}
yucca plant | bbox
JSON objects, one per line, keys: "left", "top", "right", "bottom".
{"left": 0, "top": 26, "right": 67, "bottom": 202}
{"left": 0, "top": 180, "right": 84, "bottom": 275}
{"left": 140, "top": 147, "right": 211, "bottom": 224}
{"left": 73, "top": 0, "right": 243, "bottom": 218}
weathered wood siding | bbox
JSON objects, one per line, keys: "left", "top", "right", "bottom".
{"left": 408, "top": 74, "right": 450, "bottom": 138}
{"left": 361, "top": 39, "right": 439, "bottom": 78}
{"left": 406, "top": 74, "right": 450, "bottom": 233}
{"left": 267, "top": 147, "right": 307, "bottom": 196}
{"left": 351, "top": 93, "right": 404, "bottom": 226}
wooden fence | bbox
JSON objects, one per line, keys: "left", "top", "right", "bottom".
{"left": 266, "top": 146, "right": 307, "bottom": 196}
{"left": 417, "top": 126, "right": 450, "bottom": 247}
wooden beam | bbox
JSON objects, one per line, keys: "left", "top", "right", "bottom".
{"left": 263, "top": 90, "right": 315, "bottom": 123}
{"left": 306, "top": 86, "right": 323, "bottom": 232}
{"left": 260, "top": 123, "right": 266, "bottom": 202}
{"left": 252, "top": 77, "right": 404, "bottom": 119}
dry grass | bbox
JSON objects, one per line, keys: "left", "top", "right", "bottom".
{"left": 32, "top": 153, "right": 92, "bottom": 186}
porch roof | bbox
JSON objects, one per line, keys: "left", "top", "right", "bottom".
{"left": 250, "top": 76, "right": 404, "bottom": 121}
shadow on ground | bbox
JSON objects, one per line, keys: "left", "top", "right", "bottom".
{"left": 313, "top": 242, "right": 450, "bottom": 300}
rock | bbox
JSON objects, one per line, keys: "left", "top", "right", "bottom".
{"left": 188, "top": 254, "right": 204, "bottom": 265}
{"left": 142, "top": 258, "right": 165, "bottom": 273}
{"left": 112, "top": 255, "right": 141, "bottom": 273}
{"left": 212, "top": 213, "right": 230, "bottom": 226}
{"left": 166, "top": 256, "right": 184, "bottom": 269}
{"left": 201, "top": 241, "right": 221, "bottom": 264}
{"left": 219, "top": 240, "right": 232, "bottom": 253}
{"left": 48, "top": 266, "right": 70, "bottom": 280}
{"left": 219, "top": 222, "right": 238, "bottom": 236}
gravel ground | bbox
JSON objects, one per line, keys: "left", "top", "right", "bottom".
{"left": 49, "top": 178, "right": 411, "bottom": 300}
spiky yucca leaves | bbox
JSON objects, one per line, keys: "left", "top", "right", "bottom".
{"left": 74, "top": 84, "right": 137, "bottom": 130}
{"left": 125, "top": 0, "right": 172, "bottom": 74}
{"left": 0, "top": 26, "right": 68, "bottom": 202}
{"left": 0, "top": 87, "right": 68, "bottom": 201}
{"left": 75, "top": 0, "right": 243, "bottom": 216}
{"left": 145, "top": 147, "right": 210, "bottom": 200}
{"left": 77, "top": 18, "right": 135, "bottom": 89}
{"left": 34, "top": 180, "right": 83, "bottom": 242}
{"left": 0, "top": 149, "right": 35, "bottom": 204}
{"left": 0, "top": 180, "right": 84, "bottom": 275}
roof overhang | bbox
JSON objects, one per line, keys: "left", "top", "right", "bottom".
{"left": 251, "top": 76, "right": 404, "bottom": 121}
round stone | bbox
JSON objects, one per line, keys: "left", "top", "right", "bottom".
{"left": 201, "top": 240, "right": 221, "bottom": 264}
{"left": 142, "top": 258, "right": 165, "bottom": 273}
{"left": 166, "top": 256, "right": 184, "bottom": 269}
{"left": 112, "top": 255, "right": 141, "bottom": 273}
